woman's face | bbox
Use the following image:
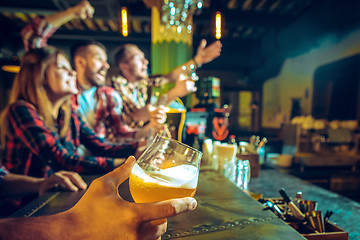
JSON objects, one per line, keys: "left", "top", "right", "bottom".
{"left": 45, "top": 54, "right": 78, "bottom": 100}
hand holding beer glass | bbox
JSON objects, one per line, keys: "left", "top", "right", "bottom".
{"left": 129, "top": 134, "right": 202, "bottom": 203}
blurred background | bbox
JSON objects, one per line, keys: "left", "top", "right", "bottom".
{"left": 1, "top": 0, "right": 360, "bottom": 201}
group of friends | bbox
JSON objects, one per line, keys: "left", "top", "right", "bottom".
{"left": 0, "top": 0, "right": 222, "bottom": 239}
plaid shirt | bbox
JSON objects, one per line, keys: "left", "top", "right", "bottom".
{"left": 2, "top": 100, "right": 136, "bottom": 178}
{"left": 74, "top": 86, "right": 137, "bottom": 144}
{"left": 22, "top": 15, "right": 138, "bottom": 145}
{"left": 21, "top": 15, "right": 58, "bottom": 51}
{"left": 112, "top": 75, "right": 169, "bottom": 128}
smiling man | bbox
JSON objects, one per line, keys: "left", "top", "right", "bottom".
{"left": 112, "top": 40, "right": 222, "bottom": 132}
{"left": 21, "top": 0, "right": 167, "bottom": 147}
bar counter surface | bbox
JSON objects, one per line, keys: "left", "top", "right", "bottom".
{"left": 11, "top": 170, "right": 305, "bottom": 240}
{"left": 248, "top": 165, "right": 360, "bottom": 240}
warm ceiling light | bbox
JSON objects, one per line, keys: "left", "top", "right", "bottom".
{"left": 121, "top": 7, "right": 128, "bottom": 37}
{"left": 215, "top": 11, "right": 222, "bottom": 39}
{"left": 2, "top": 65, "right": 20, "bottom": 73}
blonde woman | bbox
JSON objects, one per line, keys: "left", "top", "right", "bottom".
{"left": 0, "top": 47, "right": 136, "bottom": 178}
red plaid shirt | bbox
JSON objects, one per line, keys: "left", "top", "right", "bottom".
{"left": 2, "top": 100, "right": 136, "bottom": 178}
{"left": 22, "top": 15, "right": 138, "bottom": 145}
{"left": 21, "top": 15, "right": 58, "bottom": 51}
{"left": 74, "top": 86, "right": 137, "bottom": 144}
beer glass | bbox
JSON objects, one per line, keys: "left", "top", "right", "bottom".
{"left": 215, "top": 143, "right": 237, "bottom": 174}
{"left": 129, "top": 134, "right": 202, "bottom": 203}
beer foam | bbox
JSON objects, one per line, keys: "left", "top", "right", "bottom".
{"left": 131, "top": 163, "right": 198, "bottom": 188}
{"left": 157, "top": 165, "right": 198, "bottom": 188}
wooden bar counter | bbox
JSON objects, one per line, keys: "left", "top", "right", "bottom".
{"left": 12, "top": 170, "right": 305, "bottom": 240}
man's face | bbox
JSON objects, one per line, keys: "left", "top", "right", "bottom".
{"left": 123, "top": 46, "right": 149, "bottom": 81}
{"left": 84, "top": 45, "right": 109, "bottom": 87}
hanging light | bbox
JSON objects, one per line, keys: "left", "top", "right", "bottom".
{"left": 160, "top": 0, "right": 203, "bottom": 34}
{"left": 1, "top": 56, "right": 20, "bottom": 73}
{"left": 1, "top": 65, "right": 20, "bottom": 73}
{"left": 121, "top": 7, "right": 129, "bottom": 37}
{"left": 215, "top": 11, "right": 222, "bottom": 39}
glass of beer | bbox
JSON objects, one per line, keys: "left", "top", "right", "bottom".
{"left": 129, "top": 134, "right": 202, "bottom": 203}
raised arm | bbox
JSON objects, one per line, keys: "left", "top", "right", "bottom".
{"left": 45, "top": 0, "right": 94, "bottom": 27}
{"left": 164, "top": 39, "right": 222, "bottom": 82}
{"left": 21, "top": 0, "right": 94, "bottom": 51}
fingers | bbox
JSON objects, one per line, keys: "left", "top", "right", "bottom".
{"left": 39, "top": 172, "right": 83, "bottom": 195}
{"left": 150, "top": 105, "right": 166, "bottom": 114}
{"left": 138, "top": 219, "right": 168, "bottom": 240}
{"left": 186, "top": 80, "right": 196, "bottom": 92}
{"left": 150, "top": 106, "right": 167, "bottom": 124}
{"left": 162, "top": 125, "right": 171, "bottom": 138}
{"left": 206, "top": 41, "right": 221, "bottom": 55}
{"left": 198, "top": 39, "right": 207, "bottom": 51}
{"left": 85, "top": 1, "right": 95, "bottom": 18}
{"left": 139, "top": 197, "right": 197, "bottom": 222}
{"left": 59, "top": 171, "right": 87, "bottom": 190}
{"left": 75, "top": 0, "right": 94, "bottom": 19}
{"left": 58, "top": 175, "right": 80, "bottom": 191}
{"left": 104, "top": 156, "right": 136, "bottom": 187}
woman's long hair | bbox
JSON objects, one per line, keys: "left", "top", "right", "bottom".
{"left": 0, "top": 46, "right": 71, "bottom": 148}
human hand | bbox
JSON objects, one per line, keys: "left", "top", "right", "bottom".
{"left": 67, "top": 156, "right": 197, "bottom": 240}
{"left": 70, "top": 0, "right": 94, "bottom": 19}
{"left": 194, "top": 39, "right": 222, "bottom": 66}
{"left": 149, "top": 105, "right": 167, "bottom": 127}
{"left": 172, "top": 74, "right": 197, "bottom": 98}
{"left": 38, "top": 171, "right": 87, "bottom": 196}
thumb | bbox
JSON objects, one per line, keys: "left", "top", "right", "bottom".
{"left": 103, "top": 156, "right": 136, "bottom": 187}
{"left": 197, "top": 39, "right": 207, "bottom": 52}
{"left": 200, "top": 39, "right": 207, "bottom": 48}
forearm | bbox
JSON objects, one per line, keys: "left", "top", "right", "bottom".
{"left": 45, "top": 0, "right": 94, "bottom": 28}
{"left": 0, "top": 210, "right": 91, "bottom": 239}
{"left": 164, "top": 89, "right": 179, "bottom": 106}
{"left": 45, "top": 8, "right": 79, "bottom": 27}
{"left": 164, "top": 58, "right": 199, "bottom": 83}
{"left": 0, "top": 174, "right": 43, "bottom": 198}
{"left": 0, "top": 212, "right": 70, "bottom": 239}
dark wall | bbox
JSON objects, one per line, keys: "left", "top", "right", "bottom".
{"left": 312, "top": 54, "right": 360, "bottom": 121}
{"left": 249, "top": 0, "right": 360, "bottom": 84}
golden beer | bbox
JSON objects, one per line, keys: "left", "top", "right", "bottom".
{"left": 129, "top": 163, "right": 198, "bottom": 203}
{"left": 215, "top": 143, "right": 237, "bottom": 173}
